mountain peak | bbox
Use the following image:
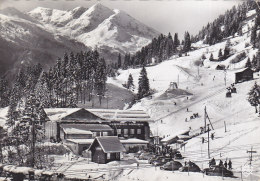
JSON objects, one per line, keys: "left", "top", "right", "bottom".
{"left": 70, "top": 6, "right": 87, "bottom": 19}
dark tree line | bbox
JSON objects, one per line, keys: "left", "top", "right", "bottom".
{"left": 119, "top": 33, "right": 180, "bottom": 69}
{"left": 193, "top": 1, "right": 255, "bottom": 45}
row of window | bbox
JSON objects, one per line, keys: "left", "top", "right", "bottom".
{"left": 117, "top": 128, "right": 142, "bottom": 135}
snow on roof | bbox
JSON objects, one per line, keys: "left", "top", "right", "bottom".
{"left": 87, "top": 109, "right": 153, "bottom": 122}
{"left": 161, "top": 130, "right": 190, "bottom": 142}
{"left": 89, "top": 136, "right": 126, "bottom": 153}
{"left": 66, "top": 139, "right": 94, "bottom": 144}
{"left": 62, "top": 127, "right": 93, "bottom": 135}
{"left": 60, "top": 124, "right": 113, "bottom": 131}
{"left": 44, "top": 108, "right": 153, "bottom": 123}
{"left": 3, "top": 165, "right": 33, "bottom": 174}
{"left": 120, "top": 138, "right": 149, "bottom": 144}
{"left": 44, "top": 108, "right": 82, "bottom": 122}
{"left": 0, "top": 107, "right": 8, "bottom": 127}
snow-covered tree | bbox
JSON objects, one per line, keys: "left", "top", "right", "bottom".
{"left": 138, "top": 67, "right": 150, "bottom": 99}
{"left": 248, "top": 82, "right": 260, "bottom": 113}
{"left": 127, "top": 74, "right": 134, "bottom": 90}
{"left": 223, "top": 39, "right": 231, "bottom": 59}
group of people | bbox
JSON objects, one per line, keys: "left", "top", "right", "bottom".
{"left": 209, "top": 157, "right": 232, "bottom": 170}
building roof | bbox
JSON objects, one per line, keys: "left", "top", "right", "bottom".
{"left": 89, "top": 136, "right": 126, "bottom": 153}
{"left": 233, "top": 67, "right": 253, "bottom": 74}
{"left": 44, "top": 108, "right": 153, "bottom": 123}
{"left": 120, "top": 138, "right": 149, "bottom": 144}
{"left": 44, "top": 108, "right": 82, "bottom": 122}
{"left": 66, "top": 139, "right": 94, "bottom": 144}
{"left": 60, "top": 124, "right": 113, "bottom": 132}
{"left": 161, "top": 129, "right": 190, "bottom": 142}
{"left": 62, "top": 127, "right": 93, "bottom": 135}
{"left": 86, "top": 109, "right": 153, "bottom": 123}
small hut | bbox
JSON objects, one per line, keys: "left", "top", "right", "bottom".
{"left": 88, "top": 136, "right": 126, "bottom": 164}
{"left": 234, "top": 68, "right": 253, "bottom": 83}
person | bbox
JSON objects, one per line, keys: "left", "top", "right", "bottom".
{"left": 210, "top": 158, "right": 216, "bottom": 167}
{"left": 185, "top": 118, "right": 187, "bottom": 122}
{"left": 224, "top": 161, "right": 227, "bottom": 168}
{"left": 211, "top": 133, "right": 214, "bottom": 140}
{"left": 213, "top": 75, "right": 215, "bottom": 81}
{"left": 202, "top": 137, "right": 205, "bottom": 144}
{"left": 228, "top": 159, "right": 232, "bottom": 170}
{"left": 219, "top": 160, "right": 223, "bottom": 167}
{"left": 187, "top": 108, "right": 189, "bottom": 112}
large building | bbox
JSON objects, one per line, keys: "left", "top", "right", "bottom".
{"left": 43, "top": 108, "right": 152, "bottom": 154}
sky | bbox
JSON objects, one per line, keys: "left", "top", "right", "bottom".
{"left": 0, "top": 0, "right": 241, "bottom": 39}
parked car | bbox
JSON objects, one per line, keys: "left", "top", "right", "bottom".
{"left": 148, "top": 156, "right": 164, "bottom": 164}
{"left": 153, "top": 158, "right": 172, "bottom": 166}
{"left": 174, "top": 151, "right": 183, "bottom": 160}
{"left": 179, "top": 161, "right": 201, "bottom": 172}
{"left": 138, "top": 152, "right": 153, "bottom": 160}
{"left": 203, "top": 166, "right": 233, "bottom": 177}
{"left": 160, "top": 161, "right": 183, "bottom": 171}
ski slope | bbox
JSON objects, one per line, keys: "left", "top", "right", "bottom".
{"left": 108, "top": 10, "right": 260, "bottom": 180}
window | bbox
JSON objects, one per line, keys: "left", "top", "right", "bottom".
{"left": 93, "top": 132, "right": 97, "bottom": 137}
{"left": 124, "top": 129, "right": 128, "bottom": 135}
{"left": 117, "top": 129, "right": 121, "bottom": 135}
{"left": 130, "top": 129, "right": 135, "bottom": 135}
{"left": 107, "top": 153, "right": 111, "bottom": 159}
{"left": 137, "top": 129, "right": 141, "bottom": 134}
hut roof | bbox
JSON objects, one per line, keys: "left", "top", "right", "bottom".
{"left": 89, "top": 136, "right": 126, "bottom": 153}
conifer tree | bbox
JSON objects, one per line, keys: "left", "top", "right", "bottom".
{"left": 209, "top": 53, "right": 214, "bottom": 61}
{"left": 138, "top": 67, "right": 150, "bottom": 99}
{"left": 127, "top": 74, "right": 134, "bottom": 90}
{"left": 251, "top": 25, "right": 257, "bottom": 48}
{"left": 223, "top": 40, "right": 231, "bottom": 59}
{"left": 245, "top": 58, "right": 252, "bottom": 68}
{"left": 174, "top": 33, "right": 180, "bottom": 47}
{"left": 248, "top": 82, "right": 260, "bottom": 113}
{"left": 118, "top": 53, "right": 122, "bottom": 69}
{"left": 183, "top": 31, "right": 191, "bottom": 52}
{"left": 218, "top": 49, "right": 223, "bottom": 61}
{"left": 252, "top": 55, "right": 257, "bottom": 70}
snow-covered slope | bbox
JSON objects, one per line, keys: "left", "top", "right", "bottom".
{"left": 109, "top": 8, "right": 260, "bottom": 180}
{"left": 28, "top": 4, "right": 160, "bottom": 58}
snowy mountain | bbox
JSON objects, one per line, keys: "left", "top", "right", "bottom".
{"left": 0, "top": 7, "right": 87, "bottom": 78}
{"left": 28, "top": 3, "right": 160, "bottom": 61}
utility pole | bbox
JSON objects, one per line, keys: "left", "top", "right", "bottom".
{"left": 204, "top": 106, "right": 214, "bottom": 131}
{"left": 247, "top": 147, "right": 257, "bottom": 166}
{"left": 224, "top": 69, "right": 227, "bottom": 87}
{"left": 207, "top": 124, "right": 210, "bottom": 159}
{"left": 204, "top": 106, "right": 207, "bottom": 132}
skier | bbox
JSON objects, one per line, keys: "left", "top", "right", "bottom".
{"left": 187, "top": 108, "right": 189, "bottom": 112}
{"left": 224, "top": 161, "right": 228, "bottom": 168}
{"left": 228, "top": 159, "right": 232, "bottom": 170}
{"left": 202, "top": 137, "right": 205, "bottom": 144}
{"left": 219, "top": 160, "right": 223, "bottom": 167}
{"left": 213, "top": 75, "right": 215, "bottom": 81}
{"left": 185, "top": 118, "right": 187, "bottom": 122}
{"left": 211, "top": 133, "right": 214, "bottom": 140}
